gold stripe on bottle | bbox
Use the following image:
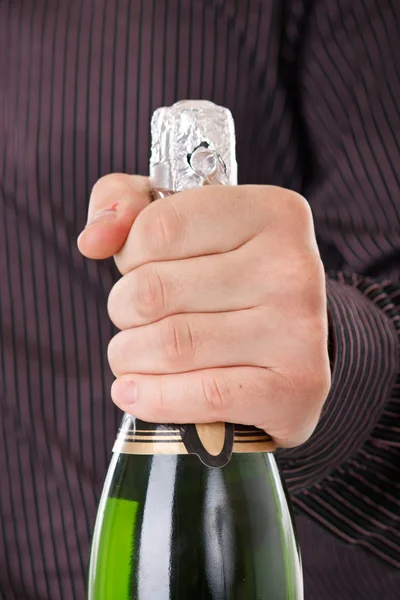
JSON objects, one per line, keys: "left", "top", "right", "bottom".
{"left": 113, "top": 439, "right": 189, "bottom": 455}
{"left": 233, "top": 440, "right": 275, "bottom": 453}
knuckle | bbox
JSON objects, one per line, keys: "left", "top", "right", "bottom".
{"left": 132, "top": 265, "right": 166, "bottom": 320}
{"left": 161, "top": 318, "right": 196, "bottom": 365}
{"left": 267, "top": 363, "right": 330, "bottom": 447}
{"left": 138, "top": 201, "right": 183, "bottom": 256}
{"left": 107, "top": 333, "right": 126, "bottom": 377}
{"left": 302, "top": 252, "right": 325, "bottom": 285}
{"left": 285, "top": 190, "right": 312, "bottom": 221}
{"left": 200, "top": 374, "right": 229, "bottom": 417}
{"left": 293, "top": 360, "right": 331, "bottom": 414}
{"left": 280, "top": 191, "right": 317, "bottom": 243}
{"left": 285, "top": 252, "right": 325, "bottom": 307}
{"left": 107, "top": 278, "right": 128, "bottom": 328}
{"left": 107, "top": 283, "right": 120, "bottom": 327}
{"left": 90, "top": 173, "right": 126, "bottom": 204}
{"left": 90, "top": 173, "right": 114, "bottom": 195}
{"left": 310, "top": 363, "right": 332, "bottom": 403}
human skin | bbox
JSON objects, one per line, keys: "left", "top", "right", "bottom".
{"left": 78, "top": 173, "right": 331, "bottom": 448}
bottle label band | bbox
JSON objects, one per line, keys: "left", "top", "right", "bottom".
{"left": 113, "top": 416, "right": 274, "bottom": 468}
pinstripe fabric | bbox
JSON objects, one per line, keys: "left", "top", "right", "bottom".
{"left": 0, "top": 0, "right": 399, "bottom": 598}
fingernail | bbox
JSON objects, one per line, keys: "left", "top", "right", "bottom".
{"left": 113, "top": 380, "right": 137, "bottom": 405}
{"left": 86, "top": 203, "right": 118, "bottom": 228}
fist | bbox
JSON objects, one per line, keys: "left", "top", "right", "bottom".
{"left": 78, "top": 174, "right": 331, "bottom": 448}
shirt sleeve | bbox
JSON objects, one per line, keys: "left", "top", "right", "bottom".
{"left": 278, "top": 274, "right": 400, "bottom": 565}
{"left": 276, "top": 0, "right": 400, "bottom": 568}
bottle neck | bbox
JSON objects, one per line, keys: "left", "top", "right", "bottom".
{"left": 151, "top": 188, "right": 175, "bottom": 201}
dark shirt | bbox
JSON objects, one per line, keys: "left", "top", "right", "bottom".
{"left": 0, "top": 1, "right": 399, "bottom": 598}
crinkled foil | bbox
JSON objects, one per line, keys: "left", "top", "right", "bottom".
{"left": 150, "top": 100, "right": 237, "bottom": 191}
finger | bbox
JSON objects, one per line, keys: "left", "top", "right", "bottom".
{"left": 77, "top": 174, "right": 151, "bottom": 259}
{"left": 107, "top": 309, "right": 276, "bottom": 376}
{"left": 110, "top": 366, "right": 309, "bottom": 447}
{"left": 114, "top": 184, "right": 267, "bottom": 274}
{"left": 107, "top": 242, "right": 270, "bottom": 328}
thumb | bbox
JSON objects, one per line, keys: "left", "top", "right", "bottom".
{"left": 77, "top": 174, "right": 152, "bottom": 260}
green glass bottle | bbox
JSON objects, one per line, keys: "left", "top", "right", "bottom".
{"left": 87, "top": 101, "right": 303, "bottom": 600}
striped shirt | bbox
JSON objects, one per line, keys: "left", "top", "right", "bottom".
{"left": 0, "top": 0, "right": 399, "bottom": 598}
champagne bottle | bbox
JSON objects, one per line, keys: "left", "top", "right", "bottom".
{"left": 87, "top": 101, "right": 303, "bottom": 600}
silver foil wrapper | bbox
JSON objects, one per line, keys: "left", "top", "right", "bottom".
{"left": 150, "top": 100, "right": 237, "bottom": 192}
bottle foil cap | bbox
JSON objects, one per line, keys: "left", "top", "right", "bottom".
{"left": 150, "top": 100, "right": 238, "bottom": 191}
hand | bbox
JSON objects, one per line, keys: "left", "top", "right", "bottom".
{"left": 78, "top": 174, "right": 331, "bottom": 448}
